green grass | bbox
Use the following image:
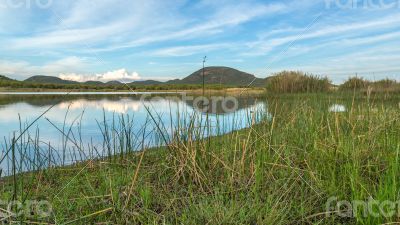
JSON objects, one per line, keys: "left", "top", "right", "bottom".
{"left": 0, "top": 93, "right": 400, "bottom": 224}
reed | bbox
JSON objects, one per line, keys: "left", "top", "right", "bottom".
{"left": 340, "top": 77, "right": 400, "bottom": 94}
{"left": 266, "top": 71, "right": 331, "bottom": 93}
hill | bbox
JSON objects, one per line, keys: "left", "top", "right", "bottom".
{"left": 0, "top": 75, "right": 14, "bottom": 81}
{"left": 25, "top": 76, "right": 79, "bottom": 85}
{"left": 172, "top": 67, "right": 266, "bottom": 87}
{"left": 131, "top": 80, "right": 163, "bottom": 85}
{"left": 84, "top": 81, "right": 104, "bottom": 85}
{"left": 106, "top": 81, "right": 123, "bottom": 85}
{"left": 7, "top": 67, "right": 266, "bottom": 88}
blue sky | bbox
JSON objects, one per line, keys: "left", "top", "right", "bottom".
{"left": 0, "top": 0, "right": 399, "bottom": 83}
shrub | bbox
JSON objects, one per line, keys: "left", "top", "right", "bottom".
{"left": 266, "top": 71, "right": 331, "bottom": 93}
{"left": 340, "top": 77, "right": 399, "bottom": 93}
{"left": 372, "top": 79, "right": 398, "bottom": 89}
{"left": 339, "top": 77, "right": 370, "bottom": 90}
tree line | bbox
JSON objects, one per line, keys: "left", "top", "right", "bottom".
{"left": 0, "top": 79, "right": 232, "bottom": 91}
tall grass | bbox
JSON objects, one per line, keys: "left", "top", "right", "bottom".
{"left": 340, "top": 77, "right": 400, "bottom": 93}
{"left": 266, "top": 71, "right": 331, "bottom": 93}
{"left": 0, "top": 94, "right": 399, "bottom": 224}
{"left": 341, "top": 76, "right": 370, "bottom": 89}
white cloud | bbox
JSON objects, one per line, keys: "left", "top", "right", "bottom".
{"left": 0, "top": 56, "right": 89, "bottom": 79}
{"left": 58, "top": 99, "right": 142, "bottom": 114}
{"left": 48, "top": 1, "right": 286, "bottom": 53}
{"left": 59, "top": 69, "right": 141, "bottom": 83}
{"left": 148, "top": 43, "right": 233, "bottom": 57}
{"left": 10, "top": 24, "right": 124, "bottom": 49}
{"left": 5, "top": 0, "right": 184, "bottom": 50}
{"left": 244, "top": 13, "right": 400, "bottom": 56}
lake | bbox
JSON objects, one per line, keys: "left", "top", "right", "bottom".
{"left": 0, "top": 92, "right": 266, "bottom": 175}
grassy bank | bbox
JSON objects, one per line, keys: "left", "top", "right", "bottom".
{"left": 1, "top": 93, "right": 400, "bottom": 224}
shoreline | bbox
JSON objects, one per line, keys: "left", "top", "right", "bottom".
{"left": 0, "top": 87, "right": 265, "bottom": 95}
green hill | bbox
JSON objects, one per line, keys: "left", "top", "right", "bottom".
{"left": 131, "top": 80, "right": 163, "bottom": 85}
{"left": 5, "top": 66, "right": 266, "bottom": 88}
{"left": 25, "top": 76, "right": 79, "bottom": 84}
{"left": 0, "top": 75, "right": 14, "bottom": 81}
{"left": 172, "top": 67, "right": 265, "bottom": 87}
{"left": 106, "top": 81, "right": 123, "bottom": 85}
{"left": 84, "top": 81, "right": 105, "bottom": 85}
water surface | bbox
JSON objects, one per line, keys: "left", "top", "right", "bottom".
{"left": 0, "top": 92, "right": 266, "bottom": 175}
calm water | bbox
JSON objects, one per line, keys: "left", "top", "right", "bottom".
{"left": 0, "top": 92, "right": 266, "bottom": 175}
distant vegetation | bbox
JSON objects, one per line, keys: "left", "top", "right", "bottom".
{"left": 0, "top": 74, "right": 236, "bottom": 91}
{"left": 265, "top": 71, "right": 331, "bottom": 93}
{"left": 339, "top": 77, "right": 370, "bottom": 90}
{"left": 265, "top": 71, "right": 399, "bottom": 94}
{"left": 339, "top": 77, "right": 400, "bottom": 93}
{"left": 0, "top": 78, "right": 234, "bottom": 91}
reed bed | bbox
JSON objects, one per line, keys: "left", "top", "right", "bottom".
{"left": 340, "top": 77, "right": 400, "bottom": 94}
{"left": 266, "top": 71, "right": 331, "bottom": 93}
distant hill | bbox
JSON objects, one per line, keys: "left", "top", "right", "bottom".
{"left": 165, "top": 79, "right": 181, "bottom": 84}
{"left": 131, "top": 80, "right": 163, "bottom": 85}
{"left": 106, "top": 81, "right": 123, "bottom": 85}
{"left": 11, "top": 67, "right": 266, "bottom": 87}
{"left": 170, "top": 67, "right": 266, "bottom": 87}
{"left": 25, "top": 76, "right": 79, "bottom": 84}
{"left": 0, "top": 75, "right": 14, "bottom": 81}
{"left": 84, "top": 81, "right": 104, "bottom": 85}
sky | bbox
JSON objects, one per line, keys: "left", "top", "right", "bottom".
{"left": 0, "top": 0, "right": 399, "bottom": 83}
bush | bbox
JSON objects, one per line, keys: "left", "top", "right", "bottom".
{"left": 372, "top": 79, "right": 398, "bottom": 89}
{"left": 266, "top": 71, "right": 331, "bottom": 93}
{"left": 340, "top": 77, "right": 399, "bottom": 93}
{"left": 339, "top": 77, "right": 370, "bottom": 90}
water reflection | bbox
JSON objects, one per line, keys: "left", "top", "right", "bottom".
{"left": 58, "top": 99, "right": 142, "bottom": 114}
{"left": 0, "top": 93, "right": 261, "bottom": 114}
